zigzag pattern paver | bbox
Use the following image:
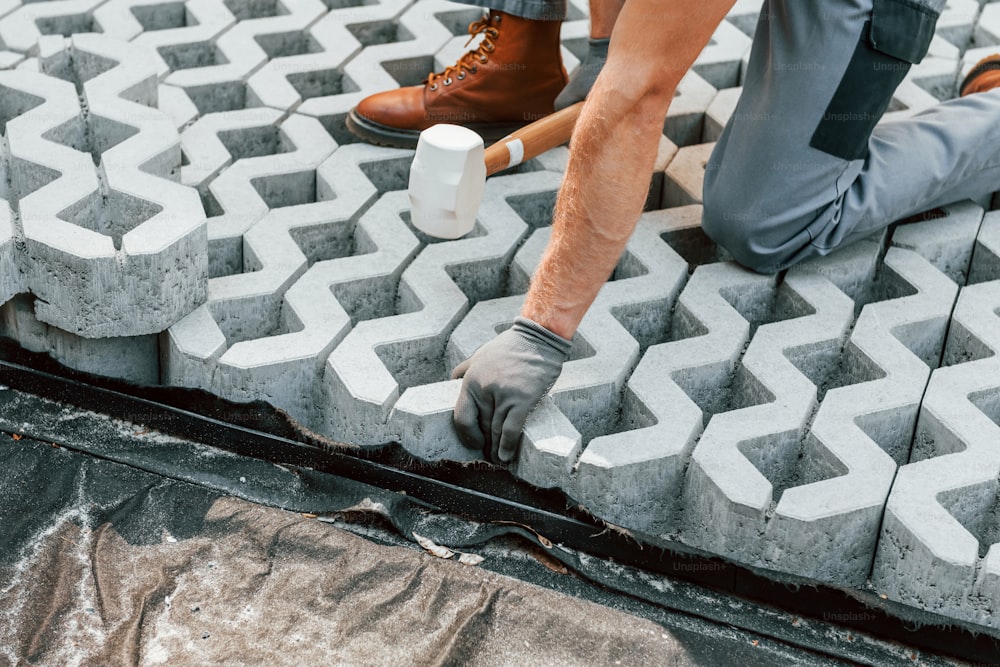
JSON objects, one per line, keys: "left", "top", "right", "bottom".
{"left": 1, "top": 0, "right": 1000, "bottom": 634}
{"left": 4, "top": 33, "right": 207, "bottom": 339}
{"left": 872, "top": 277, "right": 1000, "bottom": 629}
{"left": 682, "top": 204, "right": 977, "bottom": 585}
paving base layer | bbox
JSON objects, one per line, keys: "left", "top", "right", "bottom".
{"left": 0, "top": 0, "right": 998, "bottom": 633}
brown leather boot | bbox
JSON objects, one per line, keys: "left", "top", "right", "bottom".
{"left": 961, "top": 55, "right": 1000, "bottom": 96}
{"left": 346, "top": 11, "right": 567, "bottom": 148}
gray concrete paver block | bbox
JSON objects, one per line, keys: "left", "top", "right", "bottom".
{"left": 909, "top": 33, "right": 960, "bottom": 100}
{"left": 892, "top": 199, "right": 983, "bottom": 284}
{"left": 972, "top": 1, "right": 1000, "bottom": 48}
{"left": 0, "top": 0, "right": 18, "bottom": 22}
{"left": 163, "top": 143, "right": 413, "bottom": 427}
{"left": 885, "top": 79, "right": 943, "bottom": 121}
{"left": 1, "top": 294, "right": 158, "bottom": 384}
{"left": 693, "top": 20, "right": 752, "bottom": 90}
{"left": 664, "top": 71, "right": 717, "bottom": 148}
{"left": 295, "top": 0, "right": 439, "bottom": 144}
{"left": 509, "top": 210, "right": 689, "bottom": 492}
{"left": 158, "top": 81, "right": 199, "bottom": 129}
{"left": 5, "top": 35, "right": 207, "bottom": 338}
{"left": 0, "top": 0, "right": 107, "bottom": 54}
{"left": 97, "top": 0, "right": 237, "bottom": 81}
{"left": 703, "top": 87, "right": 741, "bottom": 143}
{"left": 645, "top": 135, "right": 678, "bottom": 211}
{"left": 871, "top": 279, "right": 1000, "bottom": 630}
{"left": 437, "top": 206, "right": 692, "bottom": 491}
{"left": 565, "top": 208, "right": 701, "bottom": 533}
{"left": 163, "top": 0, "right": 326, "bottom": 115}
{"left": 937, "top": 0, "right": 979, "bottom": 52}
{"left": 661, "top": 142, "right": 715, "bottom": 209}
{"left": 724, "top": 0, "right": 764, "bottom": 38}
{"left": 969, "top": 209, "right": 1000, "bottom": 283}
{"left": 245, "top": 7, "right": 360, "bottom": 113}
{"left": 680, "top": 206, "right": 976, "bottom": 585}
{"left": 0, "top": 50, "right": 24, "bottom": 69}
{"left": 183, "top": 110, "right": 337, "bottom": 277}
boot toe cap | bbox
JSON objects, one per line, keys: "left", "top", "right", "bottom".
{"left": 353, "top": 86, "right": 429, "bottom": 131}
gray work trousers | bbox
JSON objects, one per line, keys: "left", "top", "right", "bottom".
{"left": 703, "top": 0, "right": 1000, "bottom": 273}
{"left": 456, "top": 0, "right": 565, "bottom": 20}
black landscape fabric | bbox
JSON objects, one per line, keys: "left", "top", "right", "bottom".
{"left": 0, "top": 435, "right": 713, "bottom": 666}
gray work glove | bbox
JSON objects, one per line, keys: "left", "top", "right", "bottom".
{"left": 452, "top": 317, "right": 572, "bottom": 464}
{"left": 554, "top": 38, "right": 610, "bottom": 111}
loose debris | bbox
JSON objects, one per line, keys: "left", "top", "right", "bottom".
{"left": 413, "top": 533, "right": 485, "bottom": 566}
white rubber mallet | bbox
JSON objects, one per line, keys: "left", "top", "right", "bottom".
{"left": 408, "top": 102, "right": 583, "bottom": 239}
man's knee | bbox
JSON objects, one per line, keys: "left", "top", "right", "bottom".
{"left": 701, "top": 196, "right": 786, "bottom": 275}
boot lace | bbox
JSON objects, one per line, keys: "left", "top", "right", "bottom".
{"left": 427, "top": 14, "right": 500, "bottom": 90}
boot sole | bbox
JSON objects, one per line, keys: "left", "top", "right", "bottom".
{"left": 346, "top": 109, "right": 534, "bottom": 149}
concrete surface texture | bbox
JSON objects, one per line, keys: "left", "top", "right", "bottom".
{"left": 0, "top": 0, "right": 998, "bottom": 633}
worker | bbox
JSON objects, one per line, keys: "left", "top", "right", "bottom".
{"left": 346, "top": 0, "right": 624, "bottom": 147}
{"left": 451, "top": 0, "right": 1000, "bottom": 463}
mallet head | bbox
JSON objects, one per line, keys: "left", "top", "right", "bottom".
{"left": 408, "top": 124, "right": 486, "bottom": 239}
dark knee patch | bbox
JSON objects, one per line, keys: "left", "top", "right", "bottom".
{"left": 810, "top": 0, "right": 938, "bottom": 161}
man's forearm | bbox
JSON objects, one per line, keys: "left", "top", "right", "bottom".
{"left": 522, "top": 0, "right": 737, "bottom": 339}
{"left": 521, "top": 84, "right": 669, "bottom": 338}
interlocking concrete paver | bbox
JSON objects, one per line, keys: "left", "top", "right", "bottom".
{"left": 969, "top": 209, "right": 1000, "bottom": 283}
{"left": 163, "top": 0, "right": 326, "bottom": 115}
{"left": 892, "top": 199, "right": 984, "bottom": 284}
{"left": 662, "top": 142, "right": 715, "bottom": 209}
{"left": 937, "top": 0, "right": 979, "bottom": 52}
{"left": 5, "top": 35, "right": 207, "bottom": 338}
{"left": 872, "top": 277, "right": 1000, "bottom": 629}
{"left": 0, "top": 0, "right": 107, "bottom": 54}
{"left": 295, "top": 0, "right": 443, "bottom": 144}
{"left": 680, "top": 203, "right": 978, "bottom": 585}
{"left": 566, "top": 208, "right": 699, "bottom": 533}
{"left": 0, "top": 294, "right": 158, "bottom": 384}
{"left": 693, "top": 20, "right": 752, "bottom": 90}
{"left": 910, "top": 33, "right": 961, "bottom": 100}
{"left": 664, "top": 71, "right": 717, "bottom": 148}
{"left": 164, "top": 143, "right": 415, "bottom": 427}
{"left": 972, "top": 1, "right": 1000, "bottom": 48}
{"left": 96, "top": 0, "right": 237, "bottom": 80}
{"left": 514, "top": 211, "right": 688, "bottom": 491}
{"left": 886, "top": 79, "right": 942, "bottom": 121}
{"left": 703, "top": 87, "right": 740, "bottom": 143}
{"left": 0, "top": 50, "right": 23, "bottom": 69}
{"left": 245, "top": 6, "right": 360, "bottom": 113}
{"left": 645, "top": 136, "right": 679, "bottom": 210}
{"left": 182, "top": 110, "right": 336, "bottom": 277}
{"left": 724, "top": 0, "right": 764, "bottom": 38}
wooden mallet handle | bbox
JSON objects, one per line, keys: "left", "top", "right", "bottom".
{"left": 484, "top": 102, "right": 584, "bottom": 176}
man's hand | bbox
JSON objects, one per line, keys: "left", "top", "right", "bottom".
{"left": 452, "top": 317, "right": 571, "bottom": 463}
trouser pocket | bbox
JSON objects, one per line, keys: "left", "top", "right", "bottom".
{"left": 809, "top": 0, "right": 939, "bottom": 161}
